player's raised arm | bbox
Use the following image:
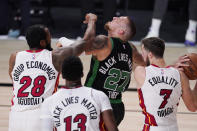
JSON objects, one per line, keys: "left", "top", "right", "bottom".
{"left": 83, "top": 13, "right": 97, "bottom": 41}
{"left": 83, "top": 13, "right": 98, "bottom": 54}
{"left": 180, "top": 71, "right": 197, "bottom": 112}
{"left": 129, "top": 42, "right": 146, "bottom": 70}
{"left": 52, "top": 40, "right": 86, "bottom": 72}
{"left": 52, "top": 13, "right": 98, "bottom": 72}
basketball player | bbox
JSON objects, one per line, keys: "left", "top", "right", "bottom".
{"left": 84, "top": 14, "right": 146, "bottom": 125}
{"left": 134, "top": 37, "right": 197, "bottom": 131}
{"left": 8, "top": 23, "right": 94, "bottom": 131}
{"left": 41, "top": 56, "right": 118, "bottom": 131}
{"left": 57, "top": 13, "right": 145, "bottom": 125}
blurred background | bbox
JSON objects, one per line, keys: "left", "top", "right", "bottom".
{"left": 0, "top": 0, "right": 196, "bottom": 44}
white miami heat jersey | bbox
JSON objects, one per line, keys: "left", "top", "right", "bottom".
{"left": 138, "top": 64, "right": 182, "bottom": 130}
{"left": 11, "top": 49, "right": 59, "bottom": 111}
{"left": 41, "top": 86, "right": 112, "bottom": 131}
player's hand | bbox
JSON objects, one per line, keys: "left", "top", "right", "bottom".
{"left": 174, "top": 55, "right": 190, "bottom": 71}
{"left": 56, "top": 42, "right": 62, "bottom": 47}
{"left": 83, "top": 13, "right": 97, "bottom": 24}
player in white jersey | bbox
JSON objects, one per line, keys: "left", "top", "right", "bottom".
{"left": 8, "top": 22, "right": 95, "bottom": 131}
{"left": 134, "top": 37, "right": 197, "bottom": 131}
{"left": 41, "top": 56, "right": 118, "bottom": 131}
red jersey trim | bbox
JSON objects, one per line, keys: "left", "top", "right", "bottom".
{"left": 99, "top": 115, "right": 107, "bottom": 131}
{"left": 26, "top": 49, "right": 43, "bottom": 53}
{"left": 53, "top": 127, "right": 57, "bottom": 131}
{"left": 61, "top": 85, "right": 82, "bottom": 89}
{"left": 11, "top": 80, "right": 15, "bottom": 107}
{"left": 143, "top": 124, "right": 150, "bottom": 131}
{"left": 151, "top": 64, "right": 171, "bottom": 68}
{"left": 138, "top": 88, "right": 158, "bottom": 126}
{"left": 53, "top": 73, "right": 60, "bottom": 94}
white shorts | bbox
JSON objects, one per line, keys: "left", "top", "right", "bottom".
{"left": 143, "top": 124, "right": 178, "bottom": 131}
{"left": 9, "top": 108, "right": 41, "bottom": 131}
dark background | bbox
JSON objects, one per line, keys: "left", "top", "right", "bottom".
{"left": 15, "top": 0, "right": 194, "bottom": 42}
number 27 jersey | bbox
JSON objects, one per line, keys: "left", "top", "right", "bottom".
{"left": 11, "top": 49, "right": 59, "bottom": 111}
{"left": 85, "top": 37, "right": 133, "bottom": 103}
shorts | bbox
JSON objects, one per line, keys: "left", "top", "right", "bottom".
{"left": 9, "top": 108, "right": 41, "bottom": 131}
{"left": 111, "top": 102, "right": 125, "bottom": 126}
{"left": 143, "top": 124, "right": 178, "bottom": 131}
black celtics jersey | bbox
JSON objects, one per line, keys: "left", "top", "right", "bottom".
{"left": 85, "top": 37, "right": 133, "bottom": 104}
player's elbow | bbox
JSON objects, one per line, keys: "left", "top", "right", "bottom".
{"left": 187, "top": 105, "right": 197, "bottom": 112}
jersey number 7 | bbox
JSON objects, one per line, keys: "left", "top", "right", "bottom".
{"left": 159, "top": 89, "right": 173, "bottom": 109}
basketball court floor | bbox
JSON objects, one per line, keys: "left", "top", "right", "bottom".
{"left": 0, "top": 38, "right": 197, "bottom": 131}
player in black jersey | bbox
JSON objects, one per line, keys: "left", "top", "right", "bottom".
{"left": 83, "top": 13, "right": 145, "bottom": 126}
{"left": 56, "top": 13, "right": 145, "bottom": 126}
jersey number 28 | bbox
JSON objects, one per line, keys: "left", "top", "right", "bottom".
{"left": 17, "top": 76, "right": 46, "bottom": 97}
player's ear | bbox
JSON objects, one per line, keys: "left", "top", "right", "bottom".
{"left": 148, "top": 52, "right": 153, "bottom": 59}
{"left": 40, "top": 40, "right": 46, "bottom": 48}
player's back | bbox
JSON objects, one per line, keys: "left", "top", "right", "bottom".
{"left": 42, "top": 86, "right": 108, "bottom": 131}
{"left": 11, "top": 49, "right": 59, "bottom": 111}
{"left": 138, "top": 64, "right": 182, "bottom": 131}
{"left": 85, "top": 37, "right": 133, "bottom": 103}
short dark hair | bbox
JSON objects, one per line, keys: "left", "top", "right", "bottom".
{"left": 62, "top": 56, "right": 83, "bottom": 81}
{"left": 127, "top": 17, "right": 136, "bottom": 40}
{"left": 141, "top": 37, "right": 165, "bottom": 58}
{"left": 25, "top": 24, "right": 47, "bottom": 48}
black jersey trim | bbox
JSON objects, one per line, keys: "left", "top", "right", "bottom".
{"left": 86, "top": 59, "right": 100, "bottom": 87}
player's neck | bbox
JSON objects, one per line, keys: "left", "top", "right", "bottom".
{"left": 29, "top": 48, "right": 42, "bottom": 50}
{"left": 65, "top": 80, "right": 82, "bottom": 89}
{"left": 95, "top": 41, "right": 112, "bottom": 61}
{"left": 151, "top": 58, "right": 166, "bottom": 68}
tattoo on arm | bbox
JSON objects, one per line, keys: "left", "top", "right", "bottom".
{"left": 83, "top": 20, "right": 96, "bottom": 41}
{"left": 52, "top": 40, "right": 86, "bottom": 72}
{"left": 93, "top": 35, "right": 108, "bottom": 49}
{"left": 83, "top": 21, "right": 96, "bottom": 52}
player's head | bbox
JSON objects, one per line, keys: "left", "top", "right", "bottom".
{"left": 104, "top": 16, "right": 136, "bottom": 41}
{"left": 141, "top": 37, "right": 165, "bottom": 66}
{"left": 62, "top": 56, "right": 83, "bottom": 81}
{"left": 25, "top": 24, "right": 52, "bottom": 51}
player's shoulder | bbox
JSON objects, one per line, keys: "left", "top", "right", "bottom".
{"left": 167, "top": 66, "right": 180, "bottom": 74}
{"left": 10, "top": 52, "right": 18, "bottom": 59}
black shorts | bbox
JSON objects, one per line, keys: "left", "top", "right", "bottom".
{"left": 111, "top": 102, "right": 125, "bottom": 126}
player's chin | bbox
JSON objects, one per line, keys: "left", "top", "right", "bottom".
{"left": 85, "top": 51, "right": 92, "bottom": 55}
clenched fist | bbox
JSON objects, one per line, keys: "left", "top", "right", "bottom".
{"left": 83, "top": 13, "right": 97, "bottom": 24}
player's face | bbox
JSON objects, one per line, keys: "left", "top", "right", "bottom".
{"left": 104, "top": 16, "right": 129, "bottom": 31}
{"left": 141, "top": 45, "right": 150, "bottom": 66}
{"left": 44, "top": 28, "right": 52, "bottom": 51}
